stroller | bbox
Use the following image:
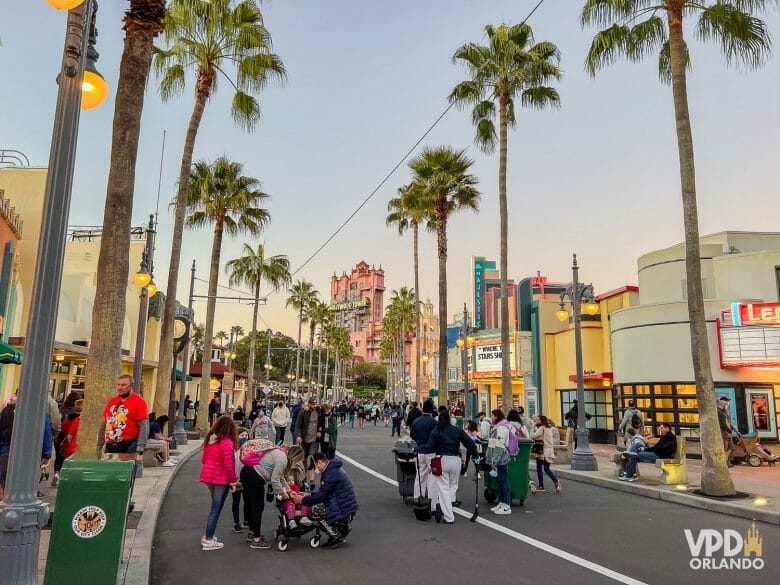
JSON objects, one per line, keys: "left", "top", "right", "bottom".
{"left": 732, "top": 431, "right": 778, "bottom": 467}
{"left": 272, "top": 496, "right": 322, "bottom": 551}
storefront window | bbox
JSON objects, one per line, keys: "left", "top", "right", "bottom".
{"left": 676, "top": 384, "right": 696, "bottom": 395}
{"left": 678, "top": 398, "right": 697, "bottom": 409}
{"left": 656, "top": 384, "right": 673, "bottom": 395}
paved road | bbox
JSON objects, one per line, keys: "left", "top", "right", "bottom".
{"left": 151, "top": 422, "right": 779, "bottom": 585}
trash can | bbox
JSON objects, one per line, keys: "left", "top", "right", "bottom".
{"left": 483, "top": 438, "right": 532, "bottom": 506}
{"left": 44, "top": 453, "right": 136, "bottom": 585}
{"left": 391, "top": 439, "right": 417, "bottom": 503}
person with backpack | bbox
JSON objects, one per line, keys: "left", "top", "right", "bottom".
{"left": 531, "top": 415, "right": 561, "bottom": 493}
{"left": 249, "top": 409, "right": 271, "bottom": 441}
{"left": 486, "top": 409, "right": 514, "bottom": 515}
{"left": 618, "top": 399, "right": 644, "bottom": 436}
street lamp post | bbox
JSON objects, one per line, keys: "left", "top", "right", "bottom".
{"left": 556, "top": 254, "right": 600, "bottom": 472}
{"left": 132, "top": 214, "right": 157, "bottom": 395}
{"left": 264, "top": 328, "right": 272, "bottom": 388}
{"left": 0, "top": 1, "right": 107, "bottom": 582}
{"left": 456, "top": 303, "right": 477, "bottom": 421}
{"left": 286, "top": 372, "right": 294, "bottom": 400}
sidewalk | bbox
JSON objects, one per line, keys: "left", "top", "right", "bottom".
{"left": 37, "top": 439, "right": 202, "bottom": 585}
{"left": 540, "top": 443, "right": 780, "bottom": 524}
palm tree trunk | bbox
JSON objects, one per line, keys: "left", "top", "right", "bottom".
{"left": 668, "top": 11, "right": 734, "bottom": 496}
{"left": 294, "top": 306, "right": 303, "bottom": 396}
{"left": 324, "top": 343, "right": 330, "bottom": 394}
{"left": 160, "top": 80, "right": 211, "bottom": 425}
{"left": 498, "top": 94, "right": 512, "bottom": 414}
{"left": 308, "top": 322, "right": 315, "bottom": 395}
{"left": 80, "top": 6, "right": 165, "bottom": 453}
{"left": 413, "top": 220, "right": 421, "bottom": 401}
{"left": 317, "top": 344, "right": 323, "bottom": 399}
{"left": 246, "top": 281, "right": 260, "bottom": 408}
{"left": 197, "top": 218, "right": 225, "bottom": 429}
{"left": 436, "top": 197, "right": 448, "bottom": 407}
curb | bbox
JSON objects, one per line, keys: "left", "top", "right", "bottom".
{"left": 119, "top": 442, "right": 202, "bottom": 585}
{"left": 546, "top": 465, "right": 779, "bottom": 525}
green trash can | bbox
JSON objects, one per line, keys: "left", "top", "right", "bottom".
{"left": 455, "top": 416, "right": 464, "bottom": 429}
{"left": 44, "top": 454, "right": 136, "bottom": 585}
{"left": 482, "top": 438, "right": 533, "bottom": 505}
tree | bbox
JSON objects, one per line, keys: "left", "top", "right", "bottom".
{"left": 581, "top": 0, "right": 775, "bottom": 496}
{"left": 387, "top": 182, "right": 435, "bottom": 401}
{"left": 190, "top": 322, "right": 205, "bottom": 363}
{"left": 214, "top": 331, "right": 228, "bottom": 347}
{"left": 230, "top": 325, "right": 245, "bottom": 342}
{"left": 286, "top": 281, "right": 318, "bottom": 395}
{"left": 226, "top": 243, "right": 290, "bottom": 402}
{"left": 450, "top": 23, "right": 561, "bottom": 413}
{"left": 408, "top": 147, "right": 480, "bottom": 407}
{"left": 305, "top": 300, "right": 331, "bottom": 398}
{"left": 384, "top": 287, "right": 416, "bottom": 402}
{"left": 184, "top": 157, "right": 271, "bottom": 428}
{"left": 152, "top": 0, "right": 285, "bottom": 421}
{"left": 79, "top": 0, "right": 167, "bottom": 454}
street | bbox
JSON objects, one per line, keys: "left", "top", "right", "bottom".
{"left": 151, "top": 423, "right": 779, "bottom": 585}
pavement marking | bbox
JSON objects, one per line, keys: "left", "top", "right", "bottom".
{"left": 337, "top": 450, "right": 648, "bottom": 585}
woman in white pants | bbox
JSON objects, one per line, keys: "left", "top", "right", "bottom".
{"left": 417, "top": 410, "right": 477, "bottom": 524}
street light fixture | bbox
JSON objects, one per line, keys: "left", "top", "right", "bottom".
{"left": 558, "top": 253, "right": 599, "bottom": 472}
{"left": 132, "top": 215, "right": 155, "bottom": 396}
{"left": 146, "top": 281, "right": 158, "bottom": 297}
{"left": 47, "top": 0, "right": 85, "bottom": 10}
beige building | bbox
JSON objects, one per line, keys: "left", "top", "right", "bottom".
{"left": 0, "top": 167, "right": 163, "bottom": 405}
{"left": 611, "top": 232, "right": 780, "bottom": 445}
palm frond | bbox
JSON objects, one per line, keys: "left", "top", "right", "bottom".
{"left": 658, "top": 39, "right": 691, "bottom": 84}
{"left": 231, "top": 90, "right": 261, "bottom": 131}
{"left": 696, "top": 3, "right": 772, "bottom": 69}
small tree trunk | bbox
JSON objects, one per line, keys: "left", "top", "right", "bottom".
{"left": 80, "top": 9, "right": 164, "bottom": 453}
{"left": 160, "top": 77, "right": 211, "bottom": 424}
{"left": 246, "top": 281, "right": 260, "bottom": 408}
{"left": 308, "top": 322, "right": 315, "bottom": 394}
{"left": 413, "top": 221, "right": 421, "bottom": 401}
{"left": 668, "top": 10, "right": 734, "bottom": 496}
{"left": 436, "top": 196, "right": 449, "bottom": 407}
{"left": 498, "top": 94, "right": 512, "bottom": 414}
{"left": 196, "top": 218, "right": 225, "bottom": 430}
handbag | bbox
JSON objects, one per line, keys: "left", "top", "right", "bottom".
{"left": 430, "top": 455, "right": 443, "bottom": 476}
{"left": 532, "top": 441, "right": 544, "bottom": 455}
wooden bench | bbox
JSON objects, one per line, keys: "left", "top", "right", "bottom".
{"left": 656, "top": 437, "right": 687, "bottom": 484}
{"left": 553, "top": 427, "right": 574, "bottom": 465}
{"left": 142, "top": 443, "right": 165, "bottom": 468}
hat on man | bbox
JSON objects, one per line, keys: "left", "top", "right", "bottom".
{"left": 718, "top": 395, "right": 731, "bottom": 402}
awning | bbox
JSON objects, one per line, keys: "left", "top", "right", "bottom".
{"left": 176, "top": 368, "right": 193, "bottom": 381}
{"left": 0, "top": 339, "right": 22, "bottom": 365}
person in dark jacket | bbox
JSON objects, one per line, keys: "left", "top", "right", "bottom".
{"left": 417, "top": 410, "right": 477, "bottom": 524}
{"left": 410, "top": 400, "right": 438, "bottom": 507}
{"left": 621, "top": 422, "right": 677, "bottom": 481}
{"left": 294, "top": 453, "right": 358, "bottom": 549}
{"left": 406, "top": 401, "right": 422, "bottom": 430}
{"left": 294, "top": 398, "right": 325, "bottom": 482}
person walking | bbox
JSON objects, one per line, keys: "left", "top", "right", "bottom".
{"left": 618, "top": 399, "right": 644, "bottom": 436}
{"left": 199, "top": 416, "right": 239, "bottom": 550}
{"left": 391, "top": 403, "right": 403, "bottom": 437}
{"left": 99, "top": 375, "right": 149, "bottom": 461}
{"left": 347, "top": 402, "right": 356, "bottom": 428}
{"left": 532, "top": 415, "right": 561, "bottom": 494}
{"left": 416, "top": 410, "right": 476, "bottom": 524}
{"left": 323, "top": 404, "right": 338, "bottom": 459}
{"left": 250, "top": 408, "right": 271, "bottom": 441}
{"left": 717, "top": 396, "right": 735, "bottom": 467}
{"left": 410, "top": 400, "right": 437, "bottom": 511}
{"left": 294, "top": 397, "right": 324, "bottom": 482}
{"left": 486, "top": 409, "right": 512, "bottom": 515}
{"left": 271, "top": 400, "right": 290, "bottom": 445}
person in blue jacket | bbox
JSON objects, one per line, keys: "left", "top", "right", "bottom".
{"left": 293, "top": 452, "right": 358, "bottom": 549}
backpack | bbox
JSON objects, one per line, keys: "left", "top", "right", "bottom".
{"left": 630, "top": 411, "right": 642, "bottom": 430}
{"left": 239, "top": 438, "right": 278, "bottom": 467}
{"left": 498, "top": 421, "right": 520, "bottom": 457}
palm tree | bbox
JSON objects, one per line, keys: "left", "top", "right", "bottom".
{"left": 387, "top": 183, "right": 435, "bottom": 401}
{"left": 450, "top": 23, "right": 561, "bottom": 413}
{"left": 230, "top": 325, "right": 245, "bottom": 341}
{"left": 580, "top": 0, "right": 774, "bottom": 497}
{"left": 80, "top": 0, "right": 167, "bottom": 454}
{"left": 384, "top": 288, "right": 416, "bottom": 402}
{"left": 305, "top": 300, "right": 331, "bottom": 398}
{"left": 214, "top": 330, "right": 229, "bottom": 348}
{"left": 226, "top": 243, "right": 291, "bottom": 405}
{"left": 286, "top": 281, "right": 319, "bottom": 396}
{"left": 183, "top": 157, "right": 271, "bottom": 428}
{"left": 152, "top": 0, "right": 285, "bottom": 418}
{"left": 191, "top": 322, "right": 205, "bottom": 363}
{"left": 409, "top": 147, "right": 480, "bottom": 407}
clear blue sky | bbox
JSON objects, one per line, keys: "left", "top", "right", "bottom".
{"left": 2, "top": 1, "right": 778, "bottom": 338}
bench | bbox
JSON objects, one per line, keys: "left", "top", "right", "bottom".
{"left": 656, "top": 437, "right": 687, "bottom": 485}
{"left": 142, "top": 443, "right": 165, "bottom": 468}
{"left": 553, "top": 427, "right": 574, "bottom": 465}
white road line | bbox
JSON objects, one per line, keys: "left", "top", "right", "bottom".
{"left": 336, "top": 450, "right": 648, "bottom": 585}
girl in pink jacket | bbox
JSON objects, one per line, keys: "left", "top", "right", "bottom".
{"left": 199, "top": 415, "right": 239, "bottom": 550}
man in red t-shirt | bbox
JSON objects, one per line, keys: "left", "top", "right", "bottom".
{"left": 99, "top": 374, "right": 149, "bottom": 460}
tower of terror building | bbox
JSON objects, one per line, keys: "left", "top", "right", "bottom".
{"left": 330, "top": 261, "right": 385, "bottom": 363}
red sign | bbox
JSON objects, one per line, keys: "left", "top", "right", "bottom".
{"left": 737, "top": 302, "right": 780, "bottom": 326}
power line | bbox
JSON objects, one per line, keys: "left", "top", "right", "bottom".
{"left": 260, "top": 0, "right": 548, "bottom": 299}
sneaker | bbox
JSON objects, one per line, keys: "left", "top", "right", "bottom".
{"left": 51, "top": 473, "right": 59, "bottom": 487}
{"left": 299, "top": 516, "right": 313, "bottom": 527}
{"left": 169, "top": 458, "right": 179, "bottom": 464}
{"left": 201, "top": 536, "right": 219, "bottom": 545}
{"left": 202, "top": 538, "right": 224, "bottom": 551}
{"left": 161, "top": 460, "right": 176, "bottom": 468}
{"left": 250, "top": 537, "right": 271, "bottom": 549}
{"left": 288, "top": 519, "right": 298, "bottom": 530}
{"left": 555, "top": 481, "right": 562, "bottom": 493}
{"left": 536, "top": 487, "right": 546, "bottom": 492}
{"left": 626, "top": 476, "right": 638, "bottom": 482}
{"left": 476, "top": 473, "right": 482, "bottom": 479}
{"left": 490, "top": 504, "right": 503, "bottom": 513}
{"left": 619, "top": 475, "right": 637, "bottom": 482}
{"left": 322, "top": 537, "right": 345, "bottom": 549}
{"left": 233, "top": 523, "right": 242, "bottom": 533}
{"left": 529, "top": 481, "right": 537, "bottom": 494}
{"left": 493, "top": 505, "right": 511, "bottom": 515}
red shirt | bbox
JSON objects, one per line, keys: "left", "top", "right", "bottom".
{"left": 61, "top": 415, "right": 80, "bottom": 458}
{"left": 103, "top": 392, "right": 148, "bottom": 444}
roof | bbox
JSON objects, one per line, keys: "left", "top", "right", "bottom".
{"left": 594, "top": 285, "right": 639, "bottom": 301}
{"left": 188, "top": 361, "right": 247, "bottom": 378}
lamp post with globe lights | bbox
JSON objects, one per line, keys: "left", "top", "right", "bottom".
{"left": 132, "top": 214, "right": 158, "bottom": 394}
{"left": 555, "top": 254, "right": 600, "bottom": 472}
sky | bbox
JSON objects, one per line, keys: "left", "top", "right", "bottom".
{"left": 1, "top": 1, "right": 779, "bottom": 339}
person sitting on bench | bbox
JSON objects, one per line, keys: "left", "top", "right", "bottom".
{"left": 620, "top": 423, "right": 677, "bottom": 482}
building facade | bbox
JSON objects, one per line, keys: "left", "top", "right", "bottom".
{"left": 611, "top": 232, "right": 780, "bottom": 447}
{"left": 329, "top": 261, "right": 385, "bottom": 363}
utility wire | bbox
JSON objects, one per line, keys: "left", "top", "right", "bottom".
{"left": 258, "top": 0, "right": 548, "bottom": 300}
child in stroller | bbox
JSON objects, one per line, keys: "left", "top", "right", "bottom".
{"left": 732, "top": 431, "right": 779, "bottom": 467}
{"left": 274, "top": 445, "right": 320, "bottom": 550}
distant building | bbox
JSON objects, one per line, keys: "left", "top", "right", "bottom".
{"left": 330, "top": 261, "right": 385, "bottom": 363}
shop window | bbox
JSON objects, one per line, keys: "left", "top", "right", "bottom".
{"left": 678, "top": 398, "right": 698, "bottom": 410}
{"left": 655, "top": 412, "right": 675, "bottom": 423}
{"left": 656, "top": 384, "right": 673, "bottom": 395}
{"left": 676, "top": 384, "right": 696, "bottom": 395}
{"left": 655, "top": 398, "right": 675, "bottom": 410}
